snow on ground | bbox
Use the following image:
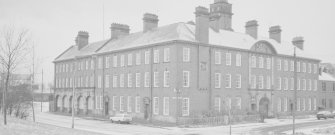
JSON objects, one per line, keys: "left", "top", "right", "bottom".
{"left": 283, "top": 123, "right": 335, "bottom": 135}
{"left": 0, "top": 115, "right": 106, "bottom": 135}
{"left": 18, "top": 102, "right": 321, "bottom": 135}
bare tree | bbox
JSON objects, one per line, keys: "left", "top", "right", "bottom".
{"left": 0, "top": 26, "right": 30, "bottom": 125}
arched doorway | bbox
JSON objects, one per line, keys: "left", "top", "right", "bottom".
{"left": 104, "top": 96, "right": 109, "bottom": 115}
{"left": 68, "top": 96, "right": 73, "bottom": 114}
{"left": 259, "top": 97, "right": 270, "bottom": 118}
{"left": 55, "top": 95, "right": 60, "bottom": 112}
{"left": 86, "top": 96, "right": 93, "bottom": 115}
{"left": 104, "top": 96, "right": 110, "bottom": 115}
{"left": 62, "top": 95, "right": 67, "bottom": 112}
{"left": 143, "top": 97, "right": 150, "bottom": 120}
{"left": 77, "top": 96, "right": 83, "bottom": 115}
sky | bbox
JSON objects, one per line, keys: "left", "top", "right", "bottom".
{"left": 1, "top": 0, "right": 335, "bottom": 85}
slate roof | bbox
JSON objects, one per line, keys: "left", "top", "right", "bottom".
{"left": 54, "top": 22, "right": 318, "bottom": 62}
{"left": 319, "top": 73, "right": 335, "bottom": 81}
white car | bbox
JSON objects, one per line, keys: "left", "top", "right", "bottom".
{"left": 109, "top": 113, "right": 132, "bottom": 124}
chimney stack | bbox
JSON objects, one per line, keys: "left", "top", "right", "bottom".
{"left": 269, "top": 25, "right": 282, "bottom": 43}
{"left": 143, "top": 13, "right": 159, "bottom": 32}
{"left": 292, "top": 36, "right": 304, "bottom": 46}
{"left": 110, "top": 23, "right": 130, "bottom": 39}
{"left": 245, "top": 20, "right": 258, "bottom": 39}
{"left": 195, "top": 6, "right": 209, "bottom": 44}
{"left": 75, "top": 31, "right": 89, "bottom": 50}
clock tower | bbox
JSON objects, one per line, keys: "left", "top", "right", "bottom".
{"left": 209, "top": 0, "right": 233, "bottom": 31}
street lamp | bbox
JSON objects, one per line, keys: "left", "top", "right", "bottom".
{"left": 292, "top": 36, "right": 304, "bottom": 135}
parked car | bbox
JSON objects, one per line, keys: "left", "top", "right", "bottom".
{"left": 316, "top": 111, "right": 334, "bottom": 120}
{"left": 109, "top": 113, "right": 132, "bottom": 124}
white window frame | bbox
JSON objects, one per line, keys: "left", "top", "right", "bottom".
{"left": 225, "top": 74, "right": 231, "bottom": 88}
{"left": 236, "top": 53, "right": 241, "bottom": 67}
{"left": 215, "top": 73, "right": 221, "bottom": 88}
{"left": 112, "top": 75, "right": 118, "bottom": 88}
{"left": 277, "top": 59, "right": 282, "bottom": 70}
{"left": 284, "top": 60, "right": 288, "bottom": 71}
{"left": 314, "top": 80, "right": 317, "bottom": 91}
{"left": 259, "top": 57, "right": 264, "bottom": 68}
{"left": 215, "top": 51, "right": 221, "bottom": 65}
{"left": 163, "top": 97, "right": 169, "bottom": 116}
{"left": 154, "top": 72, "right": 159, "bottom": 87}
{"left": 105, "top": 75, "right": 110, "bottom": 88}
{"left": 214, "top": 97, "right": 221, "bottom": 112}
{"left": 135, "top": 73, "right": 140, "bottom": 88}
{"left": 105, "top": 56, "right": 110, "bottom": 68}
{"left": 135, "top": 96, "right": 140, "bottom": 113}
{"left": 266, "top": 58, "right": 271, "bottom": 69}
{"left": 236, "top": 74, "right": 241, "bottom": 88}
{"left": 97, "top": 75, "right": 102, "bottom": 88}
{"left": 183, "top": 47, "right": 190, "bottom": 62}
{"left": 127, "top": 53, "right": 133, "bottom": 66}
{"left": 113, "top": 55, "right": 117, "bottom": 67}
{"left": 120, "top": 96, "right": 124, "bottom": 112}
{"left": 127, "top": 96, "right": 132, "bottom": 112}
{"left": 251, "top": 56, "right": 256, "bottom": 68}
{"left": 120, "top": 74, "right": 124, "bottom": 87}
{"left": 163, "top": 48, "right": 170, "bottom": 62}
{"left": 120, "top": 55, "right": 125, "bottom": 67}
{"left": 277, "top": 77, "right": 282, "bottom": 90}
{"left": 182, "top": 98, "right": 190, "bottom": 116}
{"left": 136, "top": 52, "right": 141, "bottom": 65}
{"left": 144, "top": 72, "right": 150, "bottom": 87}
{"left": 163, "top": 71, "right": 170, "bottom": 87}
{"left": 153, "top": 49, "right": 159, "bottom": 63}
{"left": 226, "top": 53, "right": 231, "bottom": 66}
{"left": 290, "top": 61, "right": 294, "bottom": 71}
{"left": 183, "top": 71, "right": 190, "bottom": 87}
{"left": 153, "top": 97, "right": 159, "bottom": 115}
{"left": 127, "top": 73, "right": 132, "bottom": 88}
{"left": 144, "top": 51, "right": 150, "bottom": 64}
{"left": 258, "top": 76, "right": 264, "bottom": 89}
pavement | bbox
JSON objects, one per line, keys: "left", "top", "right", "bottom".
{"left": 27, "top": 102, "right": 335, "bottom": 135}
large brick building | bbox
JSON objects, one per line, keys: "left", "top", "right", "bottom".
{"left": 52, "top": 0, "right": 333, "bottom": 122}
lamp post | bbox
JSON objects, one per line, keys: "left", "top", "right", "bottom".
{"left": 71, "top": 58, "right": 77, "bottom": 129}
{"left": 292, "top": 36, "right": 304, "bottom": 135}
{"left": 292, "top": 47, "right": 297, "bottom": 135}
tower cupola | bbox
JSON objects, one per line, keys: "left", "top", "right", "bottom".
{"left": 209, "top": 0, "right": 233, "bottom": 31}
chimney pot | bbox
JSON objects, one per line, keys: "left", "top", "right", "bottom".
{"left": 143, "top": 13, "right": 159, "bottom": 32}
{"left": 269, "top": 25, "right": 282, "bottom": 43}
{"left": 110, "top": 23, "right": 130, "bottom": 39}
{"left": 245, "top": 20, "right": 258, "bottom": 39}
{"left": 76, "top": 31, "right": 89, "bottom": 50}
{"left": 292, "top": 36, "right": 304, "bottom": 48}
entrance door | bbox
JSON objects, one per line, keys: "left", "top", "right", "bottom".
{"left": 144, "top": 104, "right": 149, "bottom": 119}
{"left": 259, "top": 97, "right": 270, "bottom": 118}
{"left": 105, "top": 101, "right": 109, "bottom": 115}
